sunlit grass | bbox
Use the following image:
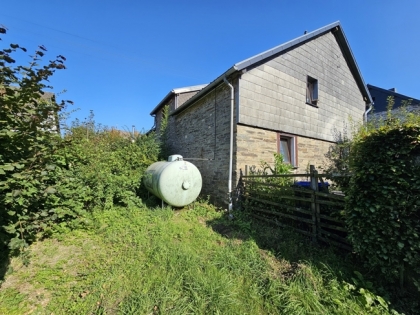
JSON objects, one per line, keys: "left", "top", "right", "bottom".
{"left": 0, "top": 201, "right": 407, "bottom": 314}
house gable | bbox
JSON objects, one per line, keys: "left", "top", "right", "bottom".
{"left": 171, "top": 21, "right": 371, "bottom": 119}
{"left": 239, "top": 30, "right": 366, "bottom": 142}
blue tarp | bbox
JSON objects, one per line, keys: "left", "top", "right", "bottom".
{"left": 294, "top": 181, "right": 329, "bottom": 189}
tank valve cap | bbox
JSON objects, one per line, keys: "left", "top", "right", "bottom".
{"left": 182, "top": 181, "right": 190, "bottom": 190}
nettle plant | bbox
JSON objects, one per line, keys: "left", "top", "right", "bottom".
{"left": 0, "top": 28, "right": 79, "bottom": 253}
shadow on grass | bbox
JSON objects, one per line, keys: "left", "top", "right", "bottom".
{"left": 207, "top": 210, "right": 351, "bottom": 272}
{"left": 0, "top": 234, "right": 11, "bottom": 286}
{"left": 206, "top": 209, "right": 419, "bottom": 315}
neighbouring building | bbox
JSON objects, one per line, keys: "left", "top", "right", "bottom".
{"left": 367, "top": 84, "right": 420, "bottom": 119}
{"left": 150, "top": 21, "right": 372, "bottom": 207}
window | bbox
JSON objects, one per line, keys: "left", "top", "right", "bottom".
{"left": 306, "top": 76, "right": 318, "bottom": 106}
{"left": 278, "top": 133, "right": 297, "bottom": 167}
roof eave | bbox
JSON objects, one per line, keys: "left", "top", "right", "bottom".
{"left": 169, "top": 21, "right": 373, "bottom": 116}
{"left": 150, "top": 84, "right": 209, "bottom": 115}
{"left": 331, "top": 26, "right": 373, "bottom": 105}
{"left": 171, "top": 66, "right": 238, "bottom": 116}
{"left": 150, "top": 90, "right": 175, "bottom": 115}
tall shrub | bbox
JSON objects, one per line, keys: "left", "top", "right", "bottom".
{"left": 346, "top": 115, "right": 420, "bottom": 287}
{"left": 0, "top": 29, "right": 81, "bottom": 252}
{"left": 63, "top": 116, "right": 160, "bottom": 209}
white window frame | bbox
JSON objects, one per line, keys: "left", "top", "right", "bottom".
{"left": 278, "top": 133, "right": 297, "bottom": 167}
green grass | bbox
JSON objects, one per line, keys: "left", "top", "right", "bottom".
{"left": 0, "top": 201, "right": 414, "bottom": 314}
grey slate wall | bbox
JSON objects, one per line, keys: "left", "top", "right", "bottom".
{"left": 239, "top": 31, "right": 365, "bottom": 142}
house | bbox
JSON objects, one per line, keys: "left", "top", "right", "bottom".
{"left": 150, "top": 21, "right": 372, "bottom": 208}
{"left": 0, "top": 88, "right": 60, "bottom": 133}
{"left": 367, "top": 84, "right": 420, "bottom": 114}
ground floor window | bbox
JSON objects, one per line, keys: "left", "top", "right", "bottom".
{"left": 277, "top": 133, "right": 297, "bottom": 167}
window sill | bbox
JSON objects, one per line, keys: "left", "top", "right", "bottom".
{"left": 306, "top": 102, "right": 319, "bottom": 108}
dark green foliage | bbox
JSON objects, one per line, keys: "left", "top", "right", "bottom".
{"left": 346, "top": 120, "right": 420, "bottom": 286}
{"left": 323, "top": 126, "right": 352, "bottom": 192}
{"left": 0, "top": 32, "right": 161, "bottom": 253}
{"left": 0, "top": 34, "right": 80, "bottom": 253}
{"left": 63, "top": 115, "right": 160, "bottom": 209}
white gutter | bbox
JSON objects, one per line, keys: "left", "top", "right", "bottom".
{"left": 223, "top": 77, "right": 234, "bottom": 213}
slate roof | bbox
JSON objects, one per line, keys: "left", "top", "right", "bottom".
{"left": 368, "top": 84, "right": 420, "bottom": 112}
{"left": 170, "top": 21, "right": 372, "bottom": 116}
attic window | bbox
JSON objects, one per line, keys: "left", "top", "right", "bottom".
{"left": 306, "top": 76, "right": 318, "bottom": 106}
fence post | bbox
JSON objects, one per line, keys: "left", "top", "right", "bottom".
{"left": 310, "top": 165, "right": 319, "bottom": 242}
{"left": 238, "top": 168, "right": 244, "bottom": 210}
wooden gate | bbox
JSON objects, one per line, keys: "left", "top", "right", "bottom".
{"left": 239, "top": 165, "right": 351, "bottom": 250}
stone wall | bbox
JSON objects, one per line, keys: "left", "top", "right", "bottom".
{"left": 235, "top": 124, "right": 277, "bottom": 173}
{"left": 154, "top": 97, "right": 175, "bottom": 134}
{"left": 154, "top": 90, "right": 200, "bottom": 134}
{"left": 236, "top": 124, "right": 333, "bottom": 175}
{"left": 161, "top": 83, "right": 237, "bottom": 207}
{"left": 297, "top": 136, "right": 332, "bottom": 172}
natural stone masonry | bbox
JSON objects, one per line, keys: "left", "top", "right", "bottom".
{"left": 236, "top": 124, "right": 333, "bottom": 175}
{"left": 161, "top": 82, "right": 237, "bottom": 207}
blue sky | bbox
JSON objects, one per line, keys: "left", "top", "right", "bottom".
{"left": 1, "top": 0, "right": 419, "bottom": 132}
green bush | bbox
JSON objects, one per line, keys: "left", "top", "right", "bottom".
{"left": 249, "top": 153, "right": 293, "bottom": 185}
{"left": 0, "top": 30, "right": 161, "bottom": 253}
{"left": 346, "top": 113, "right": 420, "bottom": 287}
{"left": 245, "top": 153, "right": 294, "bottom": 207}
{"left": 0, "top": 32, "right": 82, "bottom": 252}
{"left": 63, "top": 115, "right": 161, "bottom": 209}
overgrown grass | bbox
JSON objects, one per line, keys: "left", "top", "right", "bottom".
{"left": 0, "top": 201, "right": 415, "bottom": 314}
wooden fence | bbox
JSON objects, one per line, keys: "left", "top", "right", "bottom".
{"left": 239, "top": 165, "right": 351, "bottom": 251}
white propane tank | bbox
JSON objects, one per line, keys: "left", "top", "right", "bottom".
{"left": 143, "top": 155, "right": 202, "bottom": 207}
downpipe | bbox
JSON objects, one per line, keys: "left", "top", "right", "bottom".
{"left": 223, "top": 77, "right": 234, "bottom": 215}
{"left": 364, "top": 102, "right": 373, "bottom": 124}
